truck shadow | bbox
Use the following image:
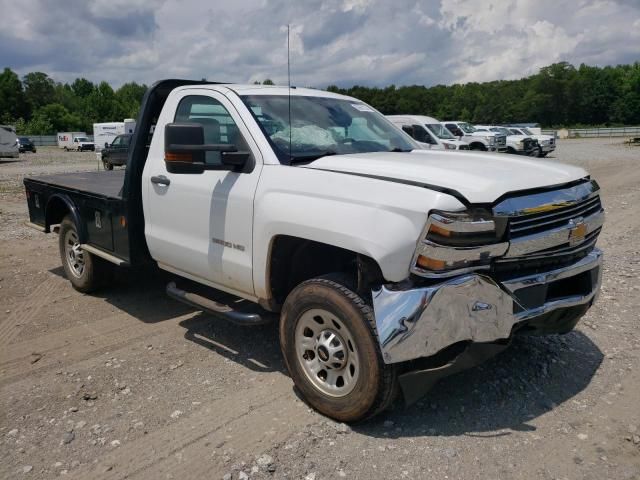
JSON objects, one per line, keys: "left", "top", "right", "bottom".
{"left": 179, "top": 314, "right": 285, "bottom": 374}
{"left": 353, "top": 330, "right": 603, "bottom": 437}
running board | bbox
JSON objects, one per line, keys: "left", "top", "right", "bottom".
{"left": 166, "top": 282, "right": 271, "bottom": 326}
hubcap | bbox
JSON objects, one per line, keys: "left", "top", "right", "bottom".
{"left": 64, "top": 229, "right": 85, "bottom": 277}
{"left": 294, "top": 309, "right": 359, "bottom": 397}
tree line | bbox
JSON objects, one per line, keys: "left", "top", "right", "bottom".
{"left": 329, "top": 62, "right": 640, "bottom": 127}
{"left": 0, "top": 61, "right": 638, "bottom": 135}
{"left": 0, "top": 70, "right": 147, "bottom": 135}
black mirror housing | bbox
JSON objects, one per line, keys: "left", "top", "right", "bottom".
{"left": 164, "top": 123, "right": 250, "bottom": 174}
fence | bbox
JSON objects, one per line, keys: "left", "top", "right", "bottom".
{"left": 541, "top": 126, "right": 640, "bottom": 139}
{"left": 26, "top": 135, "right": 95, "bottom": 146}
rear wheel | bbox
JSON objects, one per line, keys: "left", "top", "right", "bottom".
{"left": 280, "top": 276, "right": 397, "bottom": 422}
{"left": 103, "top": 159, "right": 113, "bottom": 170}
{"left": 58, "top": 216, "right": 109, "bottom": 292}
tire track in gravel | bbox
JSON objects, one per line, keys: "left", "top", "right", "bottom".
{"left": 0, "top": 310, "right": 200, "bottom": 386}
{"left": 0, "top": 275, "right": 64, "bottom": 348}
{"left": 70, "top": 377, "right": 316, "bottom": 480}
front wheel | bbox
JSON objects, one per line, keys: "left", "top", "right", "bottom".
{"left": 58, "top": 216, "right": 109, "bottom": 292}
{"left": 103, "top": 159, "right": 113, "bottom": 170}
{"left": 280, "top": 276, "right": 397, "bottom": 422}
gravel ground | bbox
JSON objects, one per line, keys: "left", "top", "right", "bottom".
{"left": 0, "top": 139, "right": 639, "bottom": 479}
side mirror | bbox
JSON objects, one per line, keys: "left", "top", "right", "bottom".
{"left": 164, "top": 123, "right": 250, "bottom": 174}
{"left": 104, "top": 142, "right": 109, "bottom": 148}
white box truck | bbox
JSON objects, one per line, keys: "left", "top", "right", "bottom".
{"left": 0, "top": 125, "right": 19, "bottom": 158}
{"left": 93, "top": 119, "right": 136, "bottom": 153}
{"left": 57, "top": 132, "right": 95, "bottom": 151}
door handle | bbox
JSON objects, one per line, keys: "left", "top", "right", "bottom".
{"left": 150, "top": 175, "right": 170, "bottom": 186}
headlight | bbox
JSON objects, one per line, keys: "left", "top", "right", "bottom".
{"left": 486, "top": 136, "right": 496, "bottom": 144}
{"left": 411, "top": 210, "right": 508, "bottom": 276}
{"left": 518, "top": 140, "right": 524, "bottom": 145}
{"left": 443, "top": 142, "right": 456, "bottom": 150}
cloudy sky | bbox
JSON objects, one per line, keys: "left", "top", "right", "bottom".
{"left": 1, "top": 0, "right": 639, "bottom": 88}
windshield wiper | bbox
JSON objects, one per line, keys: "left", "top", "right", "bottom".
{"left": 289, "top": 151, "right": 337, "bottom": 164}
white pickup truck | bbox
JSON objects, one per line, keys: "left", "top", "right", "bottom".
{"left": 24, "top": 80, "right": 605, "bottom": 422}
{"left": 475, "top": 125, "right": 539, "bottom": 156}
{"left": 442, "top": 121, "right": 508, "bottom": 152}
{"left": 509, "top": 126, "right": 556, "bottom": 157}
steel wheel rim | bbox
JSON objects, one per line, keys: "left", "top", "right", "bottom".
{"left": 294, "top": 308, "right": 360, "bottom": 397}
{"left": 64, "top": 229, "right": 85, "bottom": 277}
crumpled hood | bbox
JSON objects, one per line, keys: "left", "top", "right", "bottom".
{"left": 304, "top": 150, "right": 588, "bottom": 204}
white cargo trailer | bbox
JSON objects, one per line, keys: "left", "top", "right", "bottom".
{"left": 0, "top": 125, "right": 19, "bottom": 158}
{"left": 93, "top": 119, "right": 136, "bottom": 152}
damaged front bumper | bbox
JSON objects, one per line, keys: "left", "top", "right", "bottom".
{"left": 372, "top": 248, "right": 602, "bottom": 364}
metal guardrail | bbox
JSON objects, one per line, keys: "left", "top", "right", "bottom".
{"left": 565, "top": 127, "right": 640, "bottom": 138}
{"left": 27, "top": 135, "right": 58, "bottom": 146}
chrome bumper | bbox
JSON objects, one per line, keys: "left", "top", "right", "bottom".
{"left": 372, "top": 248, "right": 602, "bottom": 364}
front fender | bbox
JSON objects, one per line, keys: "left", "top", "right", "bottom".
{"left": 252, "top": 165, "right": 465, "bottom": 299}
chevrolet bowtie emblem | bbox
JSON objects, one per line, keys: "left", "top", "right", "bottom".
{"left": 568, "top": 218, "right": 587, "bottom": 246}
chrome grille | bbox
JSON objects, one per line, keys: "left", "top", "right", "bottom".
{"left": 493, "top": 180, "right": 604, "bottom": 260}
{"left": 509, "top": 195, "right": 602, "bottom": 238}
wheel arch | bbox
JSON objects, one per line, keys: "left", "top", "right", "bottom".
{"left": 45, "top": 194, "right": 86, "bottom": 242}
{"left": 263, "top": 235, "right": 384, "bottom": 311}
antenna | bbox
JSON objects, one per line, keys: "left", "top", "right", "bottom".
{"left": 287, "top": 24, "right": 292, "bottom": 162}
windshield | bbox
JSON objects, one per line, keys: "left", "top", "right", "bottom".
{"left": 425, "top": 123, "right": 455, "bottom": 139}
{"left": 75, "top": 137, "right": 88, "bottom": 142}
{"left": 491, "top": 127, "right": 512, "bottom": 136}
{"left": 19, "top": 137, "right": 30, "bottom": 142}
{"left": 240, "top": 95, "right": 414, "bottom": 163}
{"left": 521, "top": 128, "right": 534, "bottom": 135}
{"left": 458, "top": 122, "right": 476, "bottom": 134}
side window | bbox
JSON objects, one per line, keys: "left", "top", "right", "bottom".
{"left": 411, "top": 125, "right": 433, "bottom": 144}
{"left": 175, "top": 95, "right": 247, "bottom": 166}
{"left": 122, "top": 136, "right": 131, "bottom": 146}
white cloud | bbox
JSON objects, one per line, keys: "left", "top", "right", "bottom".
{"left": 0, "top": 0, "right": 638, "bottom": 88}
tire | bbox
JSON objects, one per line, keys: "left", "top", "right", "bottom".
{"left": 63, "top": 147, "right": 68, "bottom": 151}
{"left": 58, "top": 215, "right": 109, "bottom": 293}
{"left": 469, "top": 143, "right": 486, "bottom": 151}
{"left": 103, "top": 159, "right": 113, "bottom": 170}
{"left": 507, "top": 147, "right": 517, "bottom": 154}
{"left": 539, "top": 151, "right": 548, "bottom": 157}
{"left": 280, "top": 275, "right": 398, "bottom": 422}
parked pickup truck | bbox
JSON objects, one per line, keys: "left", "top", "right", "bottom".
{"left": 475, "top": 125, "right": 539, "bottom": 156}
{"left": 24, "top": 80, "right": 605, "bottom": 422}
{"left": 508, "top": 126, "right": 556, "bottom": 157}
{"left": 442, "top": 121, "right": 508, "bottom": 152}
{"left": 101, "top": 133, "right": 132, "bottom": 170}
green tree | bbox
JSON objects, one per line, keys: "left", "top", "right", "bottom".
{"left": 23, "top": 72, "right": 56, "bottom": 111}
{"left": 0, "top": 68, "right": 28, "bottom": 120}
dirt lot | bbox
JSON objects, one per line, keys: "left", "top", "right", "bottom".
{"left": 1, "top": 141, "right": 639, "bottom": 479}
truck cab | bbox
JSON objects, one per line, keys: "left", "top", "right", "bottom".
{"left": 386, "top": 115, "right": 469, "bottom": 151}
{"left": 442, "top": 121, "right": 507, "bottom": 152}
{"left": 72, "top": 136, "right": 95, "bottom": 152}
{"left": 23, "top": 80, "right": 604, "bottom": 423}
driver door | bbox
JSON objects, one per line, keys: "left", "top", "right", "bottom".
{"left": 143, "top": 89, "right": 263, "bottom": 296}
